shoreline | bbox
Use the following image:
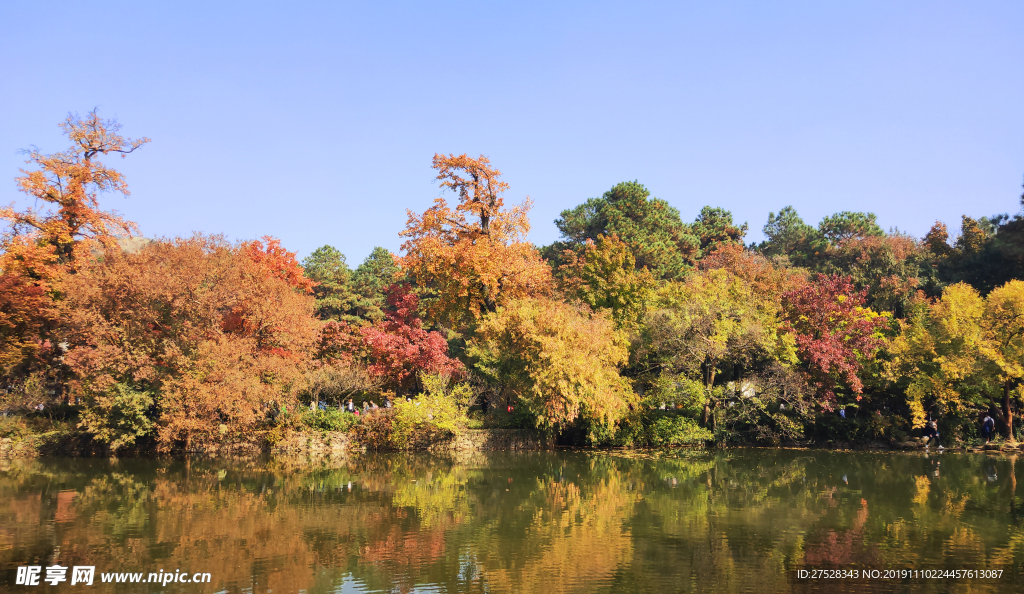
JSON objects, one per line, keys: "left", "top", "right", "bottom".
{"left": 3, "top": 427, "right": 1021, "bottom": 460}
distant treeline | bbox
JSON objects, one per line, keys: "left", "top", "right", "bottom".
{"left": 2, "top": 111, "right": 1023, "bottom": 451}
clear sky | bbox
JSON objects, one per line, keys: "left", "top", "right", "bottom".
{"left": 2, "top": 1, "right": 1022, "bottom": 264}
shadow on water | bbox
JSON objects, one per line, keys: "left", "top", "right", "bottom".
{"left": 1, "top": 449, "right": 1023, "bottom": 593}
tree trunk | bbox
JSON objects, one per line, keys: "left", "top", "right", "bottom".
{"left": 1005, "top": 382, "right": 1016, "bottom": 443}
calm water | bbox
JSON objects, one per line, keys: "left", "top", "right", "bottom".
{"left": 1, "top": 449, "right": 1023, "bottom": 593}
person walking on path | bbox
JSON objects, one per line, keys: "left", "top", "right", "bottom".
{"left": 982, "top": 414, "right": 995, "bottom": 443}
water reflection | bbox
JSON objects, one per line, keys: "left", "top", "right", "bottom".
{"left": 1, "top": 450, "right": 1022, "bottom": 593}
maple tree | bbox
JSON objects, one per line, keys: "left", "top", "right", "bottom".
{"left": 399, "top": 154, "right": 551, "bottom": 328}
{"left": 468, "top": 296, "right": 633, "bottom": 434}
{"left": 241, "top": 235, "right": 315, "bottom": 294}
{"left": 781, "top": 274, "right": 889, "bottom": 405}
{"left": 359, "top": 283, "right": 464, "bottom": 396}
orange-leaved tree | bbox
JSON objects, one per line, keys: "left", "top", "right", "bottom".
{"left": 399, "top": 154, "right": 551, "bottom": 328}
{"left": 1, "top": 111, "right": 148, "bottom": 386}
{"left": 61, "top": 235, "right": 318, "bottom": 451}
{"left": 3, "top": 110, "right": 149, "bottom": 263}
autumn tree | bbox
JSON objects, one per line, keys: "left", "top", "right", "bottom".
{"left": 360, "top": 284, "right": 464, "bottom": 396}
{"left": 1, "top": 112, "right": 148, "bottom": 386}
{"left": 3, "top": 110, "right": 149, "bottom": 263}
{"left": 61, "top": 235, "right": 318, "bottom": 451}
{"left": 556, "top": 234, "right": 654, "bottom": 330}
{"left": 699, "top": 242, "right": 804, "bottom": 302}
{"left": 980, "top": 280, "right": 1024, "bottom": 441}
{"left": 399, "top": 154, "right": 551, "bottom": 328}
{"left": 468, "top": 297, "right": 634, "bottom": 434}
{"left": 636, "top": 268, "right": 796, "bottom": 430}
{"left": 0, "top": 240, "right": 61, "bottom": 380}
{"left": 781, "top": 274, "right": 889, "bottom": 405}
{"left": 819, "top": 233, "right": 931, "bottom": 317}
{"left": 885, "top": 284, "right": 987, "bottom": 430}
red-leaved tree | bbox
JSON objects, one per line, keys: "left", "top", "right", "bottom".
{"left": 360, "top": 284, "right": 464, "bottom": 395}
{"left": 781, "top": 274, "right": 888, "bottom": 405}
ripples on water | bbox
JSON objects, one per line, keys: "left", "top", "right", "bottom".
{"left": 1, "top": 450, "right": 1022, "bottom": 593}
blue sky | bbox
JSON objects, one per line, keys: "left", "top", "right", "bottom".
{"left": 2, "top": 1, "right": 1022, "bottom": 264}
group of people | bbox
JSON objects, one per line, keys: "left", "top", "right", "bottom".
{"left": 342, "top": 399, "right": 391, "bottom": 415}
{"left": 921, "top": 413, "right": 998, "bottom": 448}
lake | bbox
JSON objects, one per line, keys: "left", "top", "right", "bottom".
{"left": 1, "top": 449, "right": 1022, "bottom": 593}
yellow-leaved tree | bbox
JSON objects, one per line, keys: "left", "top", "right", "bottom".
{"left": 468, "top": 297, "right": 633, "bottom": 435}
{"left": 981, "top": 280, "right": 1024, "bottom": 441}
{"left": 885, "top": 284, "right": 986, "bottom": 430}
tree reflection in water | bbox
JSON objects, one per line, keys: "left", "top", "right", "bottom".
{"left": 1, "top": 450, "right": 1022, "bottom": 593}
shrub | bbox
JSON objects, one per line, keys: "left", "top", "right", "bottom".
{"left": 300, "top": 409, "right": 357, "bottom": 433}
{"left": 76, "top": 382, "right": 155, "bottom": 451}
{"left": 390, "top": 374, "right": 470, "bottom": 449}
{"left": 646, "top": 413, "right": 714, "bottom": 446}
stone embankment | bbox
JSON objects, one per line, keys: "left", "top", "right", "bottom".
{"left": 271, "top": 428, "right": 552, "bottom": 456}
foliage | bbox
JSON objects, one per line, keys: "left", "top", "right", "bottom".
{"left": 60, "top": 235, "right": 317, "bottom": 451}
{"left": 2, "top": 110, "right": 149, "bottom": 263}
{"left": 1, "top": 111, "right": 147, "bottom": 385}
{"left": 469, "top": 297, "right": 633, "bottom": 434}
{"left": 399, "top": 154, "right": 551, "bottom": 327}
{"left": 758, "top": 206, "right": 821, "bottom": 265}
{"left": 817, "top": 211, "right": 884, "bottom": 244}
{"left": 644, "top": 413, "right": 714, "bottom": 446}
{"left": 637, "top": 269, "right": 795, "bottom": 429}
{"left": 301, "top": 245, "right": 402, "bottom": 325}
{"left": 301, "top": 245, "right": 357, "bottom": 321}
{"left": 690, "top": 206, "right": 747, "bottom": 253}
{"left": 76, "top": 382, "right": 155, "bottom": 450}
{"left": 298, "top": 360, "right": 378, "bottom": 408}
{"left": 884, "top": 284, "right": 987, "bottom": 429}
{"left": 819, "top": 234, "right": 930, "bottom": 317}
{"left": 781, "top": 274, "right": 889, "bottom": 404}
{"left": 360, "top": 284, "right": 464, "bottom": 395}
{"left": 301, "top": 408, "right": 357, "bottom": 433}
{"left": 350, "top": 247, "right": 402, "bottom": 323}
{"left": 980, "top": 280, "right": 1024, "bottom": 439}
{"left": 241, "top": 236, "right": 315, "bottom": 294}
{"left": 389, "top": 374, "right": 471, "bottom": 449}
{"left": 556, "top": 234, "right": 654, "bottom": 330}
{"left": 548, "top": 181, "right": 700, "bottom": 280}
{"left": 0, "top": 240, "right": 61, "bottom": 378}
